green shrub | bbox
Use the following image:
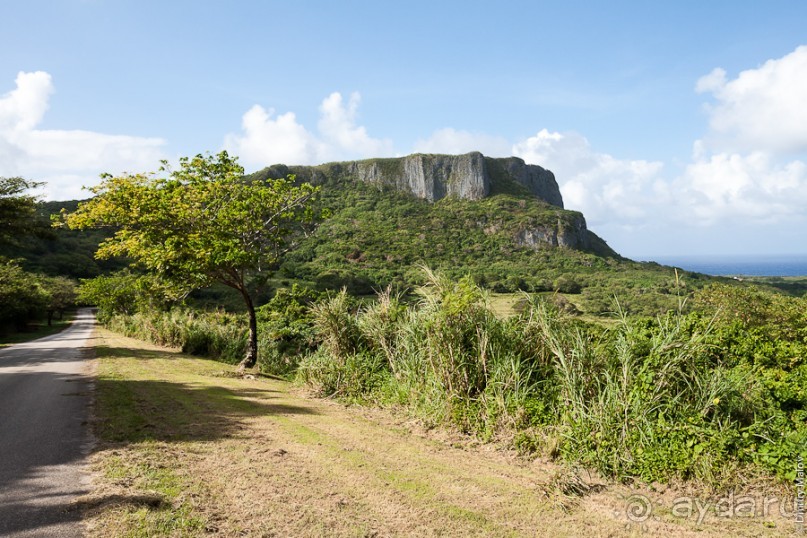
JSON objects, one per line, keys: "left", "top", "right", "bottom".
{"left": 297, "top": 349, "right": 388, "bottom": 400}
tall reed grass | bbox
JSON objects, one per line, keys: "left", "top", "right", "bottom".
{"left": 299, "top": 269, "right": 764, "bottom": 486}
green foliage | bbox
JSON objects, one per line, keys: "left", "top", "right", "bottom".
{"left": 296, "top": 269, "right": 807, "bottom": 486}
{"left": 0, "top": 176, "right": 43, "bottom": 247}
{"left": 255, "top": 284, "right": 321, "bottom": 376}
{"left": 536, "top": 304, "right": 741, "bottom": 481}
{"left": 253, "top": 168, "right": 709, "bottom": 318}
{"left": 309, "top": 288, "right": 364, "bottom": 359}
{"left": 0, "top": 259, "right": 49, "bottom": 330}
{"left": 107, "top": 309, "right": 248, "bottom": 364}
{"left": 297, "top": 349, "right": 389, "bottom": 401}
{"left": 78, "top": 271, "right": 184, "bottom": 323}
{"left": 0, "top": 199, "right": 125, "bottom": 279}
{"left": 0, "top": 259, "right": 78, "bottom": 332}
{"left": 64, "top": 151, "right": 323, "bottom": 368}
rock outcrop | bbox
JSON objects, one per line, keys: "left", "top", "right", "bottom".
{"left": 256, "top": 151, "right": 564, "bottom": 208}
{"left": 514, "top": 215, "right": 591, "bottom": 250}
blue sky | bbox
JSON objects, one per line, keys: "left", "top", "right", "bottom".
{"left": 2, "top": 1, "right": 806, "bottom": 258}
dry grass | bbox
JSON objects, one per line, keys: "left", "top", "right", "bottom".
{"left": 77, "top": 327, "right": 799, "bottom": 537}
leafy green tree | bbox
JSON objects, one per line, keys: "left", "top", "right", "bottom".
{"left": 65, "top": 151, "right": 321, "bottom": 370}
{"left": 77, "top": 270, "right": 186, "bottom": 323}
{"left": 0, "top": 176, "right": 42, "bottom": 247}
{"left": 0, "top": 260, "right": 48, "bottom": 331}
{"left": 41, "top": 275, "right": 78, "bottom": 325}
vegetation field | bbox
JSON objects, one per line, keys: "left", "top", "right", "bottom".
{"left": 79, "top": 327, "right": 796, "bottom": 537}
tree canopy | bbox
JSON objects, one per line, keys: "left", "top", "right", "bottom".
{"left": 66, "top": 151, "right": 322, "bottom": 369}
{"left": 0, "top": 176, "right": 42, "bottom": 247}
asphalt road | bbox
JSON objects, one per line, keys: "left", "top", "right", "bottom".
{"left": 0, "top": 309, "right": 96, "bottom": 537}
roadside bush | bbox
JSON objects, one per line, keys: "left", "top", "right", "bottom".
{"left": 107, "top": 309, "right": 247, "bottom": 364}
{"left": 0, "top": 260, "right": 48, "bottom": 331}
{"left": 535, "top": 303, "right": 745, "bottom": 482}
{"left": 310, "top": 288, "right": 364, "bottom": 360}
{"left": 256, "top": 285, "right": 320, "bottom": 376}
{"left": 297, "top": 349, "right": 388, "bottom": 400}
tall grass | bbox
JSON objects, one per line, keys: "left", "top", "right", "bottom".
{"left": 298, "top": 269, "right": 777, "bottom": 486}
{"left": 107, "top": 309, "right": 248, "bottom": 364}
{"left": 532, "top": 300, "right": 742, "bottom": 482}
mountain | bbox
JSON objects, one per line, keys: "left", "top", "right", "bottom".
{"left": 3, "top": 152, "right": 715, "bottom": 317}
{"left": 251, "top": 151, "right": 615, "bottom": 260}
{"left": 245, "top": 151, "right": 704, "bottom": 316}
{"left": 260, "top": 152, "right": 564, "bottom": 206}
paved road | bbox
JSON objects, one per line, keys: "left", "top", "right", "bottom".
{"left": 0, "top": 309, "right": 96, "bottom": 537}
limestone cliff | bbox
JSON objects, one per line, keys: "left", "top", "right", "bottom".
{"left": 251, "top": 152, "right": 615, "bottom": 256}
{"left": 256, "top": 151, "right": 564, "bottom": 208}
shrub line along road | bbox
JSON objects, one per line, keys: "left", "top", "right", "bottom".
{"left": 0, "top": 309, "right": 95, "bottom": 537}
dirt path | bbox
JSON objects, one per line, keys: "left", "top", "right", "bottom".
{"left": 79, "top": 328, "right": 797, "bottom": 537}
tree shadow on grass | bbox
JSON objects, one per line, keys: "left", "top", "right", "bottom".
{"left": 93, "top": 344, "right": 187, "bottom": 361}
{"left": 94, "top": 374, "right": 318, "bottom": 445}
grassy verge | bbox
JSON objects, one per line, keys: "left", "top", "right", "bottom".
{"left": 78, "top": 327, "right": 796, "bottom": 537}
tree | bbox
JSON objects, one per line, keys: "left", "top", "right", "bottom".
{"left": 0, "top": 260, "right": 48, "bottom": 331}
{"left": 41, "top": 275, "right": 78, "bottom": 326}
{"left": 77, "top": 270, "right": 186, "bottom": 324}
{"left": 65, "top": 151, "right": 322, "bottom": 370}
{"left": 0, "top": 176, "right": 42, "bottom": 247}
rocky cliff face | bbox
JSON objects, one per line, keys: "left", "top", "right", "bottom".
{"left": 513, "top": 215, "right": 591, "bottom": 250}
{"left": 347, "top": 152, "right": 491, "bottom": 202}
{"left": 251, "top": 152, "right": 616, "bottom": 255}
{"left": 257, "top": 151, "right": 564, "bottom": 208}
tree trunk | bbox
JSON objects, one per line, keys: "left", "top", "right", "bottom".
{"left": 237, "top": 288, "right": 259, "bottom": 373}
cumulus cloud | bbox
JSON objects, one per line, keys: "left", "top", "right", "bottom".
{"left": 0, "top": 71, "right": 166, "bottom": 200}
{"left": 679, "top": 46, "right": 807, "bottom": 225}
{"left": 225, "top": 91, "right": 393, "bottom": 170}
{"left": 513, "top": 47, "right": 807, "bottom": 233}
{"left": 318, "top": 92, "right": 392, "bottom": 160}
{"left": 413, "top": 128, "right": 511, "bottom": 157}
{"left": 513, "top": 129, "right": 666, "bottom": 225}
{"left": 696, "top": 45, "right": 807, "bottom": 154}
{"left": 226, "top": 105, "right": 319, "bottom": 167}
{"left": 677, "top": 151, "right": 807, "bottom": 224}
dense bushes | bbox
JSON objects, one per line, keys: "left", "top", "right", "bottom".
{"left": 102, "top": 284, "right": 321, "bottom": 373}
{"left": 298, "top": 273, "right": 807, "bottom": 486}
{"left": 107, "top": 309, "right": 248, "bottom": 364}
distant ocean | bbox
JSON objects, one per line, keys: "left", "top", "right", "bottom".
{"left": 639, "top": 255, "right": 807, "bottom": 277}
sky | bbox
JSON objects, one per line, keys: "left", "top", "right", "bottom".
{"left": 2, "top": 0, "right": 806, "bottom": 259}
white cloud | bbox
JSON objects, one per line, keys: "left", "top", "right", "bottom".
{"left": 412, "top": 127, "right": 511, "bottom": 157}
{"left": 677, "top": 46, "right": 807, "bottom": 226}
{"left": 0, "top": 71, "right": 166, "bottom": 200}
{"left": 511, "top": 47, "right": 807, "bottom": 235}
{"left": 513, "top": 129, "right": 665, "bottom": 225}
{"left": 318, "top": 92, "right": 392, "bottom": 160}
{"left": 677, "top": 151, "right": 807, "bottom": 224}
{"left": 224, "top": 91, "right": 393, "bottom": 170}
{"left": 696, "top": 45, "right": 807, "bottom": 154}
{"left": 224, "top": 105, "right": 319, "bottom": 167}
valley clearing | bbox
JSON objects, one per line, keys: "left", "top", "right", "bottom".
{"left": 77, "top": 328, "right": 796, "bottom": 537}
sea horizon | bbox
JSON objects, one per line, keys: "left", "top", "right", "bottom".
{"left": 636, "top": 254, "right": 807, "bottom": 277}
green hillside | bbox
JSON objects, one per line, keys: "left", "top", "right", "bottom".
{"left": 246, "top": 155, "right": 713, "bottom": 317}
{"left": 0, "top": 200, "right": 127, "bottom": 279}
{"left": 3, "top": 154, "right": 730, "bottom": 318}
